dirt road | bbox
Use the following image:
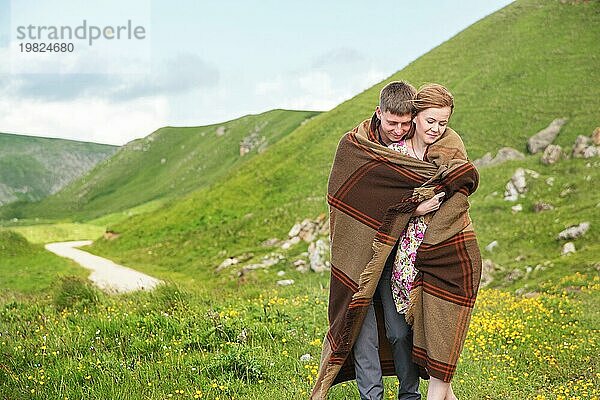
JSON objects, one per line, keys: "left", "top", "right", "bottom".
{"left": 45, "top": 240, "right": 162, "bottom": 294}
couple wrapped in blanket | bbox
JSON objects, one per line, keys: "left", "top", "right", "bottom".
{"left": 312, "top": 81, "right": 482, "bottom": 400}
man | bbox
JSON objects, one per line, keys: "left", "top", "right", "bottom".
{"left": 311, "top": 81, "right": 422, "bottom": 400}
{"left": 351, "top": 81, "right": 422, "bottom": 400}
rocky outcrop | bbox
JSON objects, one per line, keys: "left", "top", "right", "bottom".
{"left": 527, "top": 118, "right": 567, "bottom": 154}
{"left": 218, "top": 214, "right": 331, "bottom": 276}
{"left": 239, "top": 122, "right": 270, "bottom": 156}
{"left": 239, "top": 132, "right": 267, "bottom": 156}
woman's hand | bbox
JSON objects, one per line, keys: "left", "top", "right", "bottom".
{"left": 414, "top": 192, "right": 445, "bottom": 216}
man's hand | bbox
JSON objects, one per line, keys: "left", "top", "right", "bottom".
{"left": 414, "top": 192, "right": 446, "bottom": 216}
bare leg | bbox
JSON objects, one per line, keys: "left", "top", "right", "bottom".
{"left": 427, "top": 377, "right": 450, "bottom": 400}
{"left": 444, "top": 384, "right": 458, "bottom": 400}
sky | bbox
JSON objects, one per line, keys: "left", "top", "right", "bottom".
{"left": 0, "top": 0, "right": 513, "bottom": 146}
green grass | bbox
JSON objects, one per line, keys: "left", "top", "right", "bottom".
{"left": 0, "top": 269, "right": 597, "bottom": 399}
{"left": 7, "top": 223, "right": 105, "bottom": 244}
{"left": 0, "top": 230, "right": 87, "bottom": 295}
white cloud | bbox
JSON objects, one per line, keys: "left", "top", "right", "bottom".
{"left": 0, "top": 96, "right": 168, "bottom": 145}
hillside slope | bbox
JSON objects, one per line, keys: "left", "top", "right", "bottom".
{"left": 0, "top": 109, "right": 318, "bottom": 220}
{"left": 90, "top": 0, "right": 599, "bottom": 277}
{"left": 0, "top": 133, "right": 117, "bottom": 206}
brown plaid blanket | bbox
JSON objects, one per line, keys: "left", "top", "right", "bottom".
{"left": 311, "top": 115, "right": 482, "bottom": 399}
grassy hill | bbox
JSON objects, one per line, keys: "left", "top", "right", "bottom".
{"left": 0, "top": 109, "right": 318, "bottom": 221}
{"left": 0, "top": 133, "right": 117, "bottom": 207}
{"left": 86, "top": 0, "right": 599, "bottom": 276}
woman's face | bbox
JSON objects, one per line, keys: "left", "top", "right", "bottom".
{"left": 413, "top": 106, "right": 452, "bottom": 145}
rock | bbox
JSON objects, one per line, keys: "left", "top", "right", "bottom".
{"left": 527, "top": 118, "right": 567, "bottom": 154}
{"left": 262, "top": 238, "right": 281, "bottom": 247}
{"left": 561, "top": 242, "right": 576, "bottom": 255}
{"left": 504, "top": 168, "right": 527, "bottom": 201}
{"left": 593, "top": 127, "right": 600, "bottom": 146}
{"left": 277, "top": 270, "right": 286, "bottom": 277}
{"left": 583, "top": 146, "right": 598, "bottom": 158}
{"left": 277, "top": 279, "right": 295, "bottom": 286}
{"left": 309, "top": 239, "right": 330, "bottom": 273}
{"left": 319, "top": 219, "right": 330, "bottom": 236}
{"left": 557, "top": 222, "right": 590, "bottom": 240}
{"left": 473, "top": 152, "right": 493, "bottom": 168}
{"left": 160, "top": 158, "right": 166, "bottom": 164}
{"left": 293, "top": 259, "right": 309, "bottom": 273}
{"left": 298, "top": 219, "right": 319, "bottom": 242}
{"left": 545, "top": 177, "right": 555, "bottom": 186}
{"left": 511, "top": 204, "right": 523, "bottom": 213}
{"left": 485, "top": 240, "right": 499, "bottom": 252}
{"left": 300, "top": 354, "right": 312, "bottom": 362}
{"left": 473, "top": 147, "right": 525, "bottom": 168}
{"left": 281, "top": 236, "right": 301, "bottom": 250}
{"left": 533, "top": 202, "right": 554, "bottom": 213}
{"left": 572, "top": 135, "right": 591, "bottom": 158}
{"left": 216, "top": 257, "right": 239, "bottom": 272}
{"left": 241, "top": 254, "right": 283, "bottom": 274}
{"left": 504, "top": 169, "right": 540, "bottom": 201}
{"left": 216, "top": 126, "right": 226, "bottom": 136}
{"left": 541, "top": 144, "right": 562, "bottom": 165}
{"left": 505, "top": 268, "right": 524, "bottom": 283}
{"left": 480, "top": 259, "right": 496, "bottom": 287}
{"left": 560, "top": 187, "right": 574, "bottom": 197}
{"left": 288, "top": 223, "right": 302, "bottom": 238}
{"left": 494, "top": 147, "right": 526, "bottom": 163}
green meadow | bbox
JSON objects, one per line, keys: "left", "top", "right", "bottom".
{"left": 1, "top": 0, "right": 599, "bottom": 399}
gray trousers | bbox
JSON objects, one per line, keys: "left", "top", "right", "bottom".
{"left": 353, "top": 256, "right": 421, "bottom": 400}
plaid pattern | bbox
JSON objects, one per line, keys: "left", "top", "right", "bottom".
{"left": 311, "top": 115, "right": 481, "bottom": 399}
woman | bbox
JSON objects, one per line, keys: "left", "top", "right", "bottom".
{"left": 391, "top": 83, "right": 479, "bottom": 400}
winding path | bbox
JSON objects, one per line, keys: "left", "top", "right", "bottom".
{"left": 45, "top": 240, "right": 162, "bottom": 294}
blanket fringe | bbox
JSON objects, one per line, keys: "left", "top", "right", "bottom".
{"left": 405, "top": 285, "right": 421, "bottom": 326}
{"left": 412, "top": 186, "right": 436, "bottom": 202}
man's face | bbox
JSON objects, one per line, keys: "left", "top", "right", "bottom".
{"left": 376, "top": 107, "right": 412, "bottom": 145}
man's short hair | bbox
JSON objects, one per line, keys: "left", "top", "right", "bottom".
{"left": 379, "top": 81, "right": 416, "bottom": 116}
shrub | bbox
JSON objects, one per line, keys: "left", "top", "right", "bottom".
{"left": 53, "top": 275, "right": 100, "bottom": 311}
{"left": 207, "top": 347, "right": 266, "bottom": 382}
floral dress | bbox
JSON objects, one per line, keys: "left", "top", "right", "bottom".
{"left": 388, "top": 140, "right": 428, "bottom": 314}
